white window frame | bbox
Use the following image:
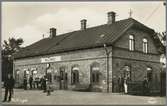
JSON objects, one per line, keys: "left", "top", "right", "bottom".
{"left": 143, "top": 38, "right": 148, "bottom": 53}
{"left": 129, "top": 35, "right": 134, "bottom": 51}
{"left": 71, "top": 66, "right": 79, "bottom": 85}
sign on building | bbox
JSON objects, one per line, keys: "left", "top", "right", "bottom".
{"left": 41, "top": 56, "right": 61, "bottom": 63}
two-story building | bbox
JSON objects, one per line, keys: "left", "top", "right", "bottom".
{"left": 13, "top": 11, "right": 163, "bottom": 93}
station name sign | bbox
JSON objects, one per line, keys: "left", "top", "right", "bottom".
{"left": 41, "top": 56, "right": 61, "bottom": 63}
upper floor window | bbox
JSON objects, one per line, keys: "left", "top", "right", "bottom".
{"left": 143, "top": 38, "right": 148, "bottom": 53}
{"left": 129, "top": 35, "right": 134, "bottom": 51}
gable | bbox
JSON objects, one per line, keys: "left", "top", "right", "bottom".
{"left": 113, "top": 28, "right": 159, "bottom": 54}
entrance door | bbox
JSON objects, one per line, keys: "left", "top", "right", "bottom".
{"left": 59, "top": 67, "right": 68, "bottom": 90}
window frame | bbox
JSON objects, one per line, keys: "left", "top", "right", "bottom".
{"left": 143, "top": 38, "right": 148, "bottom": 53}
{"left": 59, "top": 66, "right": 65, "bottom": 80}
{"left": 129, "top": 35, "right": 135, "bottom": 51}
{"left": 147, "top": 67, "right": 152, "bottom": 82}
{"left": 90, "top": 62, "right": 100, "bottom": 84}
{"left": 71, "top": 65, "right": 79, "bottom": 85}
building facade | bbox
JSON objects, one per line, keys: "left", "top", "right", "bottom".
{"left": 13, "top": 11, "right": 163, "bottom": 93}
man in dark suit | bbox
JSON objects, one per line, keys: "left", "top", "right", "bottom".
{"left": 143, "top": 77, "right": 149, "bottom": 95}
{"left": 3, "top": 73, "right": 15, "bottom": 102}
{"left": 29, "top": 75, "right": 33, "bottom": 89}
{"left": 23, "top": 77, "right": 27, "bottom": 90}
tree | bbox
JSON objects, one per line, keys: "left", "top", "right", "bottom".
{"left": 2, "top": 37, "right": 23, "bottom": 55}
{"left": 2, "top": 37, "right": 24, "bottom": 81}
{"left": 155, "top": 31, "right": 166, "bottom": 69}
{"left": 153, "top": 32, "right": 166, "bottom": 55}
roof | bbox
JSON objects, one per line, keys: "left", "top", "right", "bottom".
{"left": 14, "top": 18, "right": 155, "bottom": 59}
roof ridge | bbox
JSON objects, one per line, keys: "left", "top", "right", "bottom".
{"left": 55, "top": 18, "right": 132, "bottom": 36}
{"left": 24, "top": 18, "right": 134, "bottom": 49}
{"left": 14, "top": 17, "right": 155, "bottom": 59}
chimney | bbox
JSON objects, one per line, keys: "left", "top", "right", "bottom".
{"left": 107, "top": 11, "right": 116, "bottom": 24}
{"left": 80, "top": 19, "right": 87, "bottom": 30}
{"left": 50, "top": 27, "right": 56, "bottom": 38}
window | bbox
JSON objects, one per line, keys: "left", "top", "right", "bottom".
{"left": 91, "top": 72, "right": 100, "bottom": 83}
{"left": 90, "top": 62, "right": 100, "bottom": 84}
{"left": 129, "top": 35, "right": 135, "bottom": 51}
{"left": 71, "top": 70, "right": 79, "bottom": 84}
{"left": 143, "top": 38, "right": 148, "bottom": 53}
{"left": 71, "top": 66, "right": 79, "bottom": 85}
{"left": 15, "top": 69, "right": 20, "bottom": 83}
{"left": 60, "top": 67, "right": 65, "bottom": 80}
{"left": 147, "top": 67, "right": 152, "bottom": 81}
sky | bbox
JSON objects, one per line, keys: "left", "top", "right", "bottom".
{"left": 2, "top": 1, "right": 166, "bottom": 47}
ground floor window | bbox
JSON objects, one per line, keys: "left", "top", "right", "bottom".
{"left": 90, "top": 62, "right": 100, "bottom": 84}
{"left": 147, "top": 67, "right": 152, "bottom": 82}
{"left": 60, "top": 67, "right": 65, "bottom": 80}
{"left": 91, "top": 72, "right": 99, "bottom": 83}
{"left": 71, "top": 65, "right": 79, "bottom": 85}
{"left": 15, "top": 69, "right": 20, "bottom": 83}
{"left": 71, "top": 70, "right": 79, "bottom": 84}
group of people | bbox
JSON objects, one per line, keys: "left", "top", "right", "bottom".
{"left": 2, "top": 74, "right": 53, "bottom": 102}
{"left": 117, "top": 76, "right": 130, "bottom": 94}
{"left": 114, "top": 75, "right": 150, "bottom": 95}
{"left": 23, "top": 75, "right": 52, "bottom": 96}
{"left": 23, "top": 75, "right": 41, "bottom": 90}
{"left": 3, "top": 73, "right": 151, "bottom": 102}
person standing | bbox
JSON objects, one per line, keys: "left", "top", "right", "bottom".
{"left": 29, "top": 75, "right": 33, "bottom": 89}
{"left": 35, "top": 77, "right": 40, "bottom": 89}
{"left": 40, "top": 76, "right": 45, "bottom": 90}
{"left": 112, "top": 76, "right": 117, "bottom": 92}
{"left": 143, "top": 77, "right": 149, "bottom": 95}
{"left": 23, "top": 77, "right": 27, "bottom": 90}
{"left": 118, "top": 76, "right": 124, "bottom": 93}
{"left": 124, "top": 78, "right": 128, "bottom": 94}
{"left": 43, "top": 76, "right": 47, "bottom": 92}
{"left": 3, "top": 74, "right": 15, "bottom": 102}
{"left": 46, "top": 78, "right": 51, "bottom": 96}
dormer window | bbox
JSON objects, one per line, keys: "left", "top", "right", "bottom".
{"left": 129, "top": 35, "right": 134, "bottom": 51}
{"left": 143, "top": 38, "right": 148, "bottom": 53}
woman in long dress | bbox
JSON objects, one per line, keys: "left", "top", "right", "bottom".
{"left": 124, "top": 78, "right": 128, "bottom": 94}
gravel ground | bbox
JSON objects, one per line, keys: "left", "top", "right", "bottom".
{"left": 1, "top": 88, "right": 165, "bottom": 105}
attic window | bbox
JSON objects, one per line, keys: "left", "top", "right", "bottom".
{"left": 100, "top": 34, "right": 105, "bottom": 38}
{"left": 129, "top": 35, "right": 135, "bottom": 51}
{"left": 143, "top": 38, "right": 148, "bottom": 53}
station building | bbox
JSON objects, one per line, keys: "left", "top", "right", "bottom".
{"left": 13, "top": 11, "right": 163, "bottom": 93}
